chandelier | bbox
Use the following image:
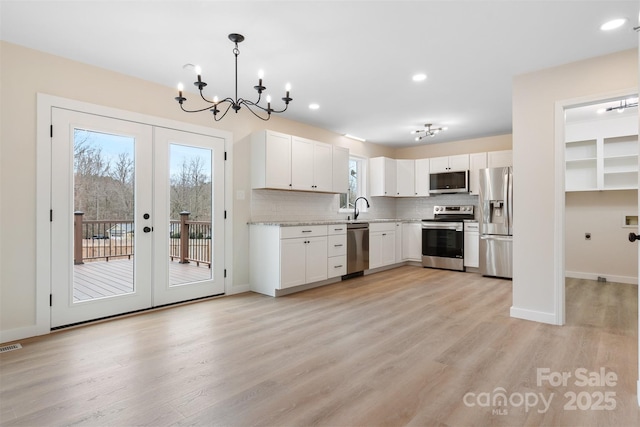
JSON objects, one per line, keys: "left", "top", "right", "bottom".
{"left": 174, "top": 33, "right": 293, "bottom": 121}
{"left": 412, "top": 124, "right": 448, "bottom": 141}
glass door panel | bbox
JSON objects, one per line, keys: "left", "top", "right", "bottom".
{"left": 72, "top": 129, "right": 135, "bottom": 301}
{"left": 169, "top": 144, "right": 213, "bottom": 286}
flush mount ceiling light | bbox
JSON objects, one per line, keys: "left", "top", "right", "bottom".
{"left": 600, "top": 18, "right": 627, "bottom": 31}
{"left": 605, "top": 98, "right": 638, "bottom": 113}
{"left": 309, "top": 103, "right": 320, "bottom": 110}
{"left": 174, "top": 33, "right": 292, "bottom": 121}
{"left": 412, "top": 73, "right": 427, "bottom": 82}
{"left": 411, "top": 123, "right": 448, "bottom": 141}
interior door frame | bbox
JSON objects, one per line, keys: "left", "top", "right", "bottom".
{"left": 553, "top": 86, "right": 639, "bottom": 404}
{"left": 36, "top": 93, "right": 234, "bottom": 335}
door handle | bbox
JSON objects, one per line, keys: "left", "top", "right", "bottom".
{"left": 629, "top": 232, "right": 639, "bottom": 242}
{"left": 143, "top": 226, "right": 152, "bottom": 233}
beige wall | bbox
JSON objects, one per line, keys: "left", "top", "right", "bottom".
{"left": 395, "top": 133, "right": 512, "bottom": 159}
{"left": 0, "top": 41, "right": 395, "bottom": 337}
{"left": 565, "top": 191, "right": 638, "bottom": 283}
{"left": 512, "top": 48, "right": 638, "bottom": 323}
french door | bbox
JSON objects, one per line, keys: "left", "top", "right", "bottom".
{"left": 51, "top": 109, "right": 225, "bottom": 327}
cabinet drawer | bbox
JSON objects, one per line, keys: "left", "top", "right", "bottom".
{"left": 369, "top": 222, "right": 396, "bottom": 233}
{"left": 280, "top": 225, "right": 328, "bottom": 239}
{"left": 328, "top": 255, "right": 346, "bottom": 278}
{"left": 328, "top": 235, "right": 347, "bottom": 257}
{"left": 328, "top": 224, "right": 347, "bottom": 235}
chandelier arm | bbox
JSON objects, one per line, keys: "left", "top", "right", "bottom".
{"left": 240, "top": 101, "right": 271, "bottom": 121}
{"left": 212, "top": 102, "right": 234, "bottom": 122}
{"left": 199, "top": 90, "right": 216, "bottom": 104}
{"left": 180, "top": 104, "right": 220, "bottom": 114}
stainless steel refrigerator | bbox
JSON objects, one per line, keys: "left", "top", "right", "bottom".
{"left": 479, "top": 167, "right": 513, "bottom": 279}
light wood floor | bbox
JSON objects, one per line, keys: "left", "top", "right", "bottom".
{"left": 1, "top": 267, "right": 638, "bottom": 426}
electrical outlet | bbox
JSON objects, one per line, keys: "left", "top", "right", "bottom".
{"left": 585, "top": 233, "right": 591, "bottom": 240}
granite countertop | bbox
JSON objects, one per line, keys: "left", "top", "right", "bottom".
{"left": 248, "top": 218, "right": 424, "bottom": 226}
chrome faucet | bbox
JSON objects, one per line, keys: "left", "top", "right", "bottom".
{"left": 353, "top": 196, "right": 370, "bottom": 220}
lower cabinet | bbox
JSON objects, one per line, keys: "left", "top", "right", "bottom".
{"left": 327, "top": 225, "right": 347, "bottom": 278}
{"left": 250, "top": 224, "right": 329, "bottom": 296}
{"left": 369, "top": 223, "right": 396, "bottom": 269}
{"left": 402, "top": 222, "right": 422, "bottom": 261}
{"left": 464, "top": 222, "right": 479, "bottom": 268}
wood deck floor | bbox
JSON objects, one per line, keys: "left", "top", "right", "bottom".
{"left": 73, "top": 259, "right": 212, "bottom": 302}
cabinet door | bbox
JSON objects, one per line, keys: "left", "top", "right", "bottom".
{"left": 369, "top": 157, "right": 396, "bottom": 196}
{"left": 429, "top": 156, "right": 450, "bottom": 173}
{"left": 384, "top": 157, "right": 397, "bottom": 196}
{"left": 332, "top": 146, "right": 349, "bottom": 194}
{"left": 469, "top": 152, "right": 487, "bottom": 195}
{"left": 414, "top": 158, "right": 430, "bottom": 196}
{"left": 395, "top": 223, "right": 403, "bottom": 262}
{"left": 291, "top": 136, "right": 315, "bottom": 191}
{"left": 396, "top": 159, "right": 415, "bottom": 196}
{"left": 464, "top": 231, "right": 479, "bottom": 268}
{"left": 402, "top": 223, "right": 422, "bottom": 261}
{"left": 381, "top": 232, "right": 396, "bottom": 266}
{"left": 369, "top": 232, "right": 383, "bottom": 269}
{"left": 449, "top": 154, "right": 470, "bottom": 171}
{"left": 305, "top": 236, "right": 328, "bottom": 283}
{"left": 264, "top": 131, "right": 291, "bottom": 189}
{"left": 488, "top": 150, "right": 513, "bottom": 168}
{"left": 280, "top": 238, "right": 306, "bottom": 289}
{"left": 313, "top": 141, "right": 333, "bottom": 192}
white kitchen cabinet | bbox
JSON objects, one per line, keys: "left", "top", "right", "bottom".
{"left": 327, "top": 224, "right": 347, "bottom": 278}
{"left": 250, "top": 224, "right": 329, "bottom": 296}
{"left": 487, "top": 150, "right": 513, "bottom": 168}
{"left": 369, "top": 157, "right": 397, "bottom": 196}
{"left": 251, "top": 130, "right": 292, "bottom": 190}
{"left": 429, "top": 154, "right": 469, "bottom": 173}
{"left": 402, "top": 222, "right": 422, "bottom": 261}
{"left": 369, "top": 222, "right": 396, "bottom": 269}
{"left": 395, "top": 222, "right": 403, "bottom": 263}
{"left": 332, "top": 146, "right": 350, "bottom": 194}
{"left": 395, "top": 159, "right": 415, "bottom": 197}
{"left": 464, "top": 222, "right": 479, "bottom": 268}
{"left": 291, "top": 136, "right": 333, "bottom": 192}
{"left": 414, "top": 158, "right": 430, "bottom": 196}
{"left": 469, "top": 152, "right": 488, "bottom": 195}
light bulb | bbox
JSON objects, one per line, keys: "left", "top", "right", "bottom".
{"left": 177, "top": 83, "right": 184, "bottom": 92}
{"left": 195, "top": 65, "right": 202, "bottom": 75}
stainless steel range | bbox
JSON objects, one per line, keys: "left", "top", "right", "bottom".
{"left": 422, "top": 205, "right": 474, "bottom": 272}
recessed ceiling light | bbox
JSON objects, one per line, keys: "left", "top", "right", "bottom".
{"left": 596, "top": 108, "right": 606, "bottom": 114}
{"left": 412, "top": 73, "right": 427, "bottom": 82}
{"left": 344, "top": 134, "right": 366, "bottom": 142}
{"left": 309, "top": 103, "right": 320, "bottom": 110}
{"left": 600, "top": 18, "right": 627, "bottom": 31}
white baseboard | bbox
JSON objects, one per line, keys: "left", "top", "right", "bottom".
{"left": 227, "top": 283, "right": 250, "bottom": 295}
{"left": 0, "top": 325, "right": 48, "bottom": 345}
{"left": 565, "top": 271, "right": 637, "bottom": 285}
{"left": 510, "top": 306, "right": 560, "bottom": 325}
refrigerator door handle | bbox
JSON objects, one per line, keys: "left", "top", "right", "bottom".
{"left": 480, "top": 235, "right": 513, "bottom": 242}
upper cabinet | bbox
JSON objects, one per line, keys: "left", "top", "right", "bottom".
{"left": 487, "top": 150, "right": 513, "bottom": 168}
{"left": 251, "top": 130, "right": 292, "bottom": 190}
{"left": 252, "top": 130, "right": 348, "bottom": 193}
{"left": 565, "top": 115, "right": 638, "bottom": 192}
{"left": 414, "top": 158, "right": 430, "bottom": 196}
{"left": 395, "top": 159, "right": 415, "bottom": 197}
{"left": 429, "top": 154, "right": 469, "bottom": 173}
{"left": 332, "top": 146, "right": 349, "bottom": 194}
{"left": 291, "top": 136, "right": 333, "bottom": 192}
{"left": 469, "top": 152, "right": 487, "bottom": 195}
{"left": 369, "top": 157, "right": 397, "bottom": 196}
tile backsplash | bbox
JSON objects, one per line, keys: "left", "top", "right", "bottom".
{"left": 250, "top": 190, "right": 478, "bottom": 222}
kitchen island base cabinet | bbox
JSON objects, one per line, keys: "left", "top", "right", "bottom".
{"left": 250, "top": 225, "right": 331, "bottom": 296}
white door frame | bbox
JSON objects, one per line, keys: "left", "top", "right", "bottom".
{"left": 553, "top": 86, "right": 639, "bottom": 404}
{"left": 36, "top": 93, "right": 234, "bottom": 335}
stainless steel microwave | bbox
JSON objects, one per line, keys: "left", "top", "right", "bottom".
{"left": 429, "top": 170, "right": 469, "bottom": 194}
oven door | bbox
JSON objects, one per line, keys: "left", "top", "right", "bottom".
{"left": 421, "top": 222, "right": 464, "bottom": 271}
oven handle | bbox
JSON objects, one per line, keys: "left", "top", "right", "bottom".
{"left": 422, "top": 223, "right": 463, "bottom": 232}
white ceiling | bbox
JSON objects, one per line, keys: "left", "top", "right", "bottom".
{"left": 1, "top": 1, "right": 638, "bottom": 147}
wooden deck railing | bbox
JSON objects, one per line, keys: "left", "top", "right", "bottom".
{"left": 74, "top": 211, "right": 212, "bottom": 267}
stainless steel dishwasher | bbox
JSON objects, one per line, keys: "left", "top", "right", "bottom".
{"left": 346, "top": 222, "right": 369, "bottom": 276}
